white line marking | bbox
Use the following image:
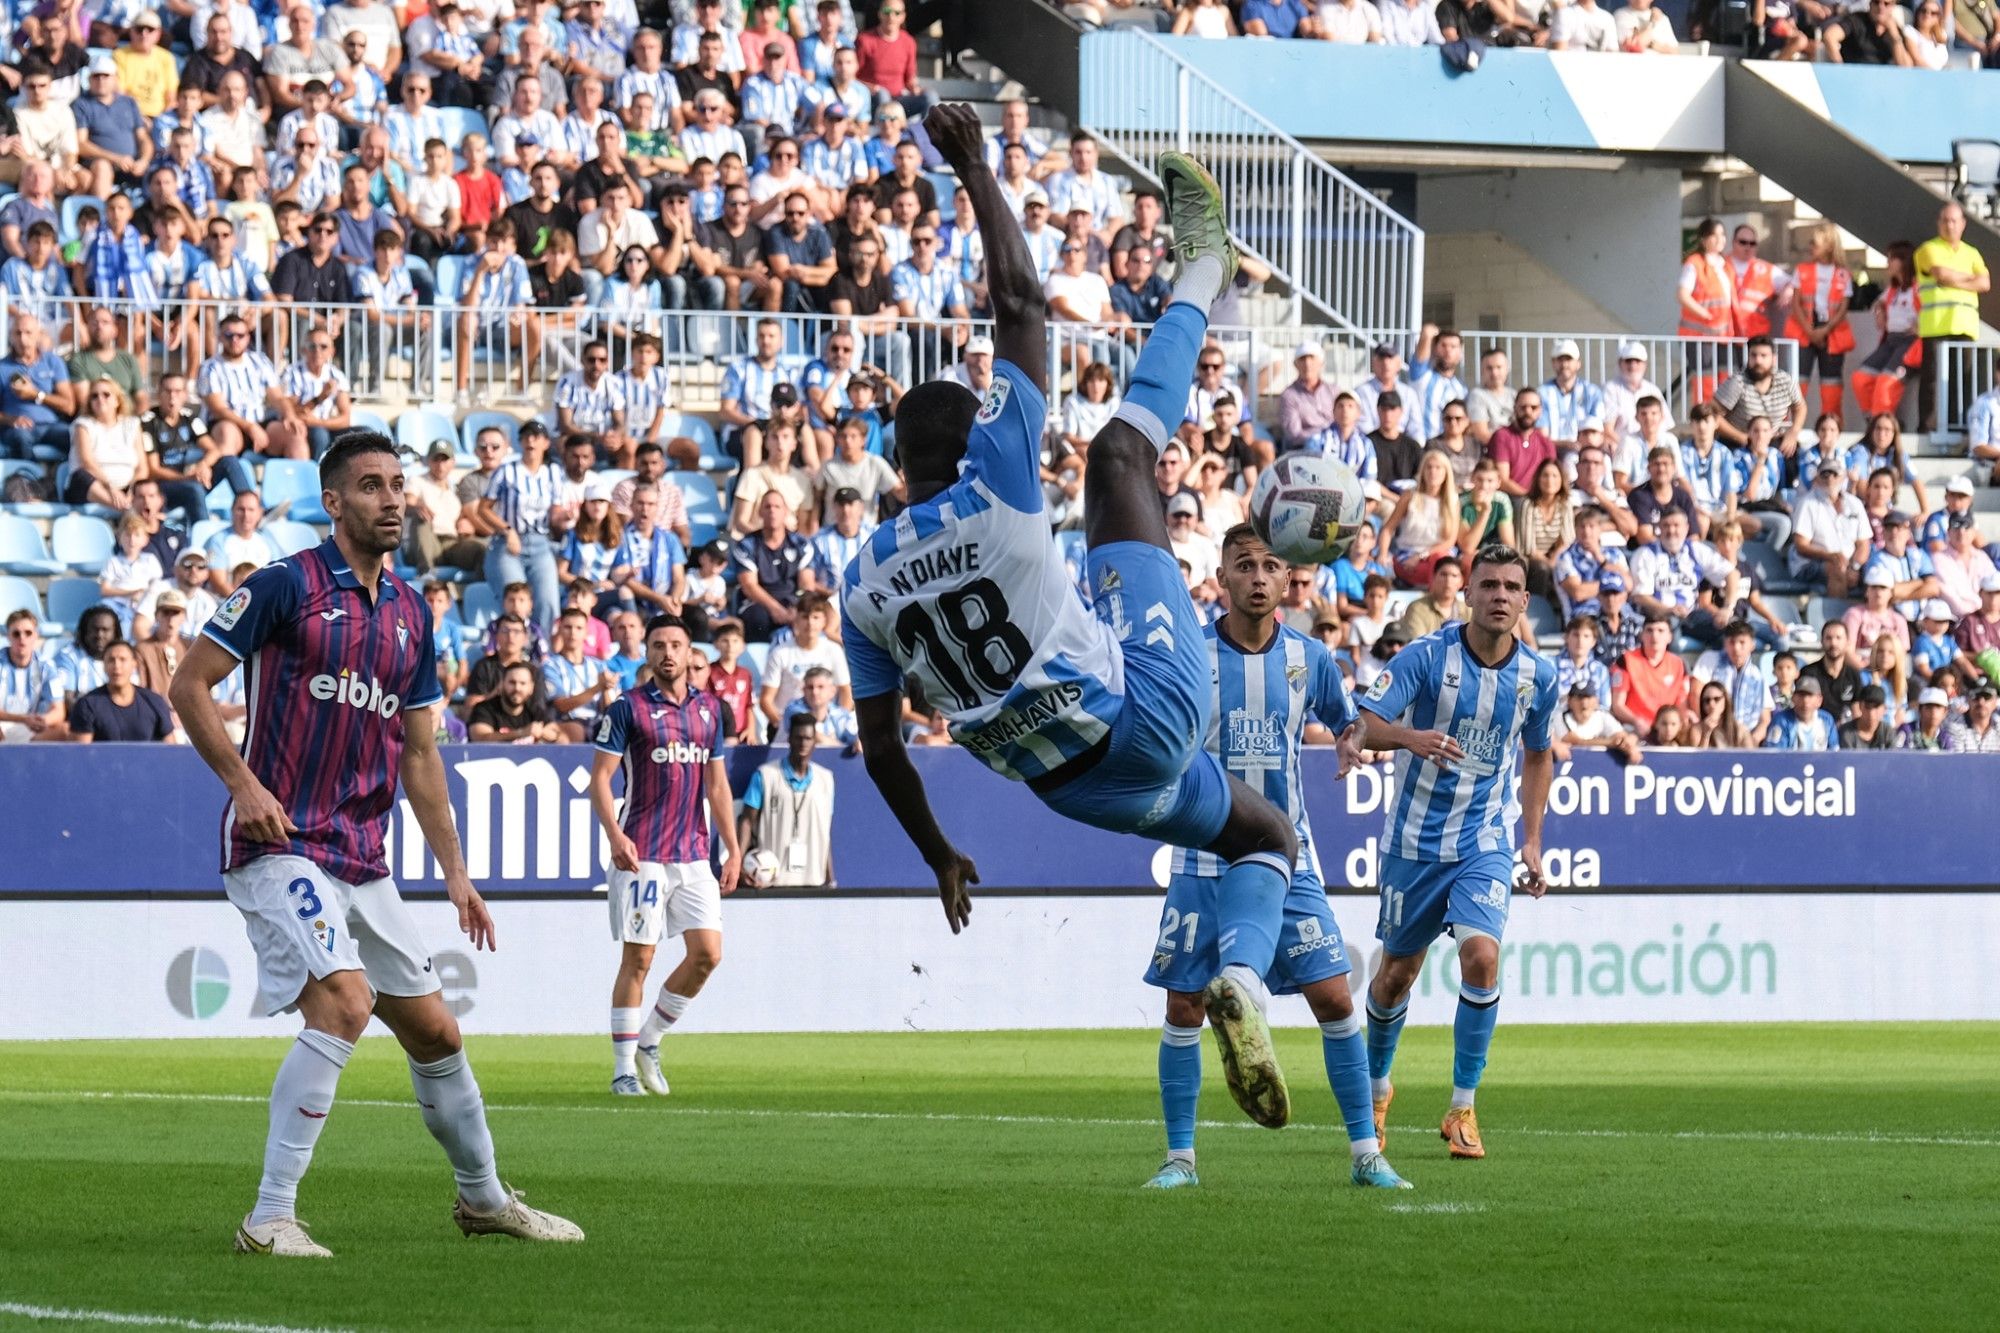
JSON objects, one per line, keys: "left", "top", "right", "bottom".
{"left": 0, "top": 1302, "right": 354, "bottom": 1333}
{"left": 0, "top": 1089, "right": 1994, "bottom": 1150}
{"left": 1383, "top": 1202, "right": 1486, "bottom": 1215}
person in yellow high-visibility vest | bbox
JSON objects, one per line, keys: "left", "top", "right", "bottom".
{"left": 1915, "top": 201, "right": 1990, "bottom": 432}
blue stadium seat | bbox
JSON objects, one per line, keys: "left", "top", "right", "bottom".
{"left": 45, "top": 577, "right": 100, "bottom": 633}
{"left": 267, "top": 520, "right": 321, "bottom": 557}
{"left": 461, "top": 581, "right": 500, "bottom": 631}
{"left": 350, "top": 407, "right": 393, "bottom": 437}
{"left": 741, "top": 640, "right": 769, "bottom": 684}
{"left": 460, "top": 410, "right": 519, "bottom": 456}
{"left": 188, "top": 517, "right": 226, "bottom": 550}
{"left": 205, "top": 481, "right": 232, "bottom": 514}
{"left": 662, "top": 412, "right": 722, "bottom": 469}
{"left": 260, "top": 458, "right": 329, "bottom": 525}
{"left": 398, "top": 406, "right": 460, "bottom": 457}
{"left": 1524, "top": 596, "right": 1564, "bottom": 648}
{"left": 438, "top": 107, "right": 488, "bottom": 165}
{"left": 50, "top": 513, "right": 113, "bottom": 575}
{"left": 60, "top": 194, "right": 108, "bottom": 244}
{"left": 0, "top": 460, "right": 64, "bottom": 518}
{"left": 434, "top": 255, "right": 469, "bottom": 306}
{"left": 0, "top": 514, "right": 64, "bottom": 576}
{"left": 1804, "top": 596, "right": 1856, "bottom": 630}
{"left": 676, "top": 473, "right": 725, "bottom": 546}
{"left": 1743, "top": 540, "right": 1807, "bottom": 596}
{"left": 0, "top": 574, "right": 42, "bottom": 623}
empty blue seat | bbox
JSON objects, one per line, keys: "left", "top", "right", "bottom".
{"left": 434, "top": 255, "right": 469, "bottom": 306}
{"left": 45, "top": 577, "right": 101, "bottom": 632}
{"left": 50, "top": 513, "right": 113, "bottom": 575}
{"left": 267, "top": 520, "right": 322, "bottom": 557}
{"left": 350, "top": 407, "right": 394, "bottom": 437}
{"left": 460, "top": 410, "right": 519, "bottom": 456}
{"left": 0, "top": 514, "right": 64, "bottom": 576}
{"left": 1743, "top": 539, "right": 1808, "bottom": 596}
{"left": 0, "top": 575, "right": 42, "bottom": 623}
{"left": 260, "top": 458, "right": 329, "bottom": 524}
{"left": 397, "top": 407, "right": 460, "bottom": 456}
{"left": 461, "top": 581, "right": 500, "bottom": 631}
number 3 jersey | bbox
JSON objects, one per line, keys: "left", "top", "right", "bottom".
{"left": 842, "top": 359, "right": 1124, "bottom": 782}
{"left": 1171, "top": 621, "right": 1357, "bottom": 879}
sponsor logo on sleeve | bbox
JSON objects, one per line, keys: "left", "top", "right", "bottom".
{"left": 975, "top": 377, "right": 1012, "bottom": 425}
{"left": 1366, "top": 669, "right": 1393, "bottom": 702}
{"left": 211, "top": 587, "right": 252, "bottom": 631}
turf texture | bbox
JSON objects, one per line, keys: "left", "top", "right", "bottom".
{"left": 1, "top": 1025, "right": 1997, "bottom": 1332}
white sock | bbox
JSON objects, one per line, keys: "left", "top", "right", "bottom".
{"left": 409, "top": 1050, "right": 507, "bottom": 1213}
{"left": 1350, "top": 1135, "right": 1381, "bottom": 1161}
{"left": 1371, "top": 1076, "right": 1392, "bottom": 1101}
{"left": 610, "top": 1006, "right": 642, "bottom": 1077}
{"left": 1219, "top": 963, "right": 1268, "bottom": 1012}
{"left": 1166, "top": 1148, "right": 1196, "bottom": 1166}
{"left": 251, "top": 1028, "right": 352, "bottom": 1226}
{"left": 1170, "top": 254, "right": 1225, "bottom": 314}
{"left": 1451, "top": 1086, "right": 1477, "bottom": 1110}
{"left": 637, "top": 987, "right": 692, "bottom": 1046}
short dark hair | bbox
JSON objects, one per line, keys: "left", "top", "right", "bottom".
{"left": 1564, "top": 614, "right": 1598, "bottom": 635}
{"left": 1641, "top": 612, "right": 1675, "bottom": 628}
{"left": 558, "top": 607, "right": 588, "bottom": 624}
{"left": 644, "top": 613, "right": 689, "bottom": 639}
{"left": 1219, "top": 522, "right": 1268, "bottom": 557}
{"left": 1362, "top": 573, "right": 1394, "bottom": 596}
{"left": 1745, "top": 333, "right": 1775, "bottom": 352}
{"left": 635, "top": 441, "right": 664, "bottom": 460}
{"left": 1465, "top": 543, "right": 1524, "bottom": 582}
{"left": 894, "top": 380, "right": 981, "bottom": 488}
{"left": 319, "top": 429, "right": 401, "bottom": 492}
{"left": 1724, "top": 619, "right": 1755, "bottom": 639}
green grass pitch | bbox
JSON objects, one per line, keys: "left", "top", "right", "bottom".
{"left": 2, "top": 1025, "right": 1997, "bottom": 1332}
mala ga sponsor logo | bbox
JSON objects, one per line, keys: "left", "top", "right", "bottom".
{"left": 164, "top": 947, "right": 231, "bottom": 1019}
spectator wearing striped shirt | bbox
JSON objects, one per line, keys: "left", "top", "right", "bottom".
{"left": 808, "top": 47, "right": 874, "bottom": 131}
{"left": 617, "top": 336, "right": 675, "bottom": 455}
{"left": 541, "top": 607, "right": 618, "bottom": 740}
{"left": 1408, "top": 324, "right": 1469, "bottom": 442}
{"left": 1045, "top": 132, "right": 1125, "bottom": 247}
{"left": 1534, "top": 340, "right": 1606, "bottom": 460}
{"left": 477, "top": 422, "right": 568, "bottom": 630}
{"left": 742, "top": 43, "right": 810, "bottom": 139}
{"left": 616, "top": 29, "right": 679, "bottom": 127}
{"left": 892, "top": 219, "right": 971, "bottom": 382}
{"left": 611, "top": 482, "right": 689, "bottom": 616}
{"left": 270, "top": 131, "right": 345, "bottom": 219}
{"left": 54, "top": 607, "right": 121, "bottom": 704}
{"left": 802, "top": 107, "right": 873, "bottom": 199}
{"left": 265, "top": 327, "right": 353, "bottom": 460}
{"left": 195, "top": 315, "right": 281, "bottom": 459}
{"left": 454, "top": 221, "right": 542, "bottom": 400}
{"left": 0, "top": 221, "right": 73, "bottom": 339}
{"left": 719, "top": 317, "right": 791, "bottom": 461}
{"left": 1, "top": 610, "right": 66, "bottom": 744}
{"left": 554, "top": 341, "right": 633, "bottom": 466}
{"left": 87, "top": 194, "right": 155, "bottom": 305}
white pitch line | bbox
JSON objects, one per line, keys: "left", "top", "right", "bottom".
{"left": 0, "top": 1302, "right": 354, "bottom": 1333}
{"left": 1, "top": 1088, "right": 1996, "bottom": 1151}
{"left": 1383, "top": 1202, "right": 1486, "bottom": 1215}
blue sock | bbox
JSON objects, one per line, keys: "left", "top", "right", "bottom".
{"left": 1159, "top": 1023, "right": 1202, "bottom": 1155}
{"left": 1111, "top": 300, "right": 1209, "bottom": 451}
{"left": 1320, "top": 1015, "right": 1375, "bottom": 1150}
{"left": 1453, "top": 983, "right": 1501, "bottom": 1096}
{"left": 1215, "top": 852, "right": 1288, "bottom": 974}
{"left": 1365, "top": 994, "right": 1408, "bottom": 1086}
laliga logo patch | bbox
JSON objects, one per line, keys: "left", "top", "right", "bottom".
{"left": 212, "top": 586, "right": 252, "bottom": 631}
{"left": 975, "top": 377, "right": 1011, "bottom": 425}
{"left": 1366, "top": 670, "right": 1393, "bottom": 702}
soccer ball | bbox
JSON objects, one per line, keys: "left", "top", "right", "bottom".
{"left": 743, "top": 849, "right": 780, "bottom": 889}
{"left": 1249, "top": 455, "right": 1368, "bottom": 565}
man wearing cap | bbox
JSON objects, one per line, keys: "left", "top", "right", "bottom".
{"left": 1932, "top": 512, "right": 1998, "bottom": 617}
{"left": 131, "top": 590, "right": 193, "bottom": 698}
{"left": 810, "top": 485, "right": 872, "bottom": 590}
{"left": 1842, "top": 567, "right": 1909, "bottom": 654}
{"left": 1353, "top": 343, "right": 1419, "bottom": 438}
{"left": 1553, "top": 680, "right": 1641, "bottom": 766}
{"left": 1762, "top": 676, "right": 1839, "bottom": 751}
{"left": 406, "top": 441, "right": 487, "bottom": 575}
{"left": 1713, "top": 334, "right": 1807, "bottom": 451}
{"left": 113, "top": 12, "right": 176, "bottom": 119}
{"left": 74, "top": 54, "right": 151, "bottom": 201}
{"left": 1898, "top": 687, "right": 1955, "bottom": 750}
{"left": 1924, "top": 475, "right": 1979, "bottom": 552}
{"left": 1911, "top": 598, "right": 1958, "bottom": 684}
{"left": 140, "top": 548, "right": 221, "bottom": 639}
{"left": 1165, "top": 492, "right": 1221, "bottom": 602}
{"left": 940, "top": 333, "right": 995, "bottom": 395}
{"left": 1368, "top": 390, "right": 1423, "bottom": 492}
{"left": 1836, "top": 684, "right": 1896, "bottom": 750}
{"left": 1952, "top": 574, "right": 2000, "bottom": 688}
{"left": 1278, "top": 342, "right": 1339, "bottom": 453}
{"left": 1535, "top": 340, "right": 1604, "bottom": 458}
{"left": 1692, "top": 620, "right": 1773, "bottom": 744}
{"left": 1864, "top": 510, "right": 1939, "bottom": 622}
{"left": 1788, "top": 458, "right": 1871, "bottom": 597}
{"left": 1801, "top": 620, "right": 1863, "bottom": 722}
{"left": 1943, "top": 681, "right": 2000, "bottom": 751}
{"left": 1017, "top": 186, "right": 1064, "bottom": 282}
{"left": 1599, "top": 341, "right": 1669, "bottom": 450}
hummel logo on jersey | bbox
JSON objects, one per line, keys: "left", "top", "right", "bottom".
{"left": 309, "top": 669, "right": 402, "bottom": 719}
{"left": 320, "top": 609, "right": 347, "bottom": 623}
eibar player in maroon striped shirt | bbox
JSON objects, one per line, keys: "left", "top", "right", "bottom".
{"left": 172, "top": 429, "right": 583, "bottom": 1259}
{"left": 589, "top": 612, "right": 743, "bottom": 1096}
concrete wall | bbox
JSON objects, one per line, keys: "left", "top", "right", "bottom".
{"left": 1417, "top": 165, "right": 1686, "bottom": 334}
{"left": 1420, "top": 233, "right": 1625, "bottom": 337}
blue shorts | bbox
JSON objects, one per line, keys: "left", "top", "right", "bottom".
{"left": 1144, "top": 860, "right": 1352, "bottom": 997}
{"left": 1035, "top": 541, "right": 1230, "bottom": 851}
{"left": 1375, "top": 851, "right": 1516, "bottom": 957}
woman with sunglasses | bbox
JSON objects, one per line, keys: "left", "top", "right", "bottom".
{"left": 601, "top": 246, "right": 665, "bottom": 348}
{"left": 64, "top": 377, "right": 148, "bottom": 510}
{"left": 1691, "top": 684, "right": 1751, "bottom": 749}
{"left": 1902, "top": 0, "right": 1953, "bottom": 66}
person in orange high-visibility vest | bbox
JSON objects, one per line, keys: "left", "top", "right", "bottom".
{"left": 1785, "top": 221, "right": 1855, "bottom": 426}
{"left": 1850, "top": 241, "right": 1924, "bottom": 423}
{"left": 1678, "top": 217, "right": 1736, "bottom": 403}
{"left": 1729, "top": 224, "right": 1789, "bottom": 339}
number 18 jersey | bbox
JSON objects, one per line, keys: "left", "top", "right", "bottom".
{"left": 842, "top": 360, "right": 1124, "bottom": 782}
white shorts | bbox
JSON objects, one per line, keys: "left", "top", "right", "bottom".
{"left": 608, "top": 860, "right": 723, "bottom": 945}
{"left": 224, "top": 855, "right": 441, "bottom": 1017}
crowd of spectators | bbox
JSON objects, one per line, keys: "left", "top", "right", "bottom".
{"left": 1067, "top": 0, "right": 2000, "bottom": 67}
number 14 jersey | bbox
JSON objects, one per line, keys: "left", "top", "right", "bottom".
{"left": 842, "top": 360, "right": 1124, "bottom": 782}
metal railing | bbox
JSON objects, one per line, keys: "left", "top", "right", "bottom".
{"left": 5, "top": 294, "right": 1799, "bottom": 455}
{"left": 1078, "top": 29, "right": 1424, "bottom": 335}
{"left": 1940, "top": 341, "right": 1998, "bottom": 438}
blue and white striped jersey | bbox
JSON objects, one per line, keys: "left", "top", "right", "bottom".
{"left": 542, "top": 651, "right": 610, "bottom": 721}
{"left": 196, "top": 351, "right": 282, "bottom": 422}
{"left": 721, "top": 355, "right": 788, "bottom": 418}
{"left": 0, "top": 257, "right": 71, "bottom": 329}
{"left": 487, "top": 460, "right": 566, "bottom": 537}
{"left": 1537, "top": 377, "right": 1605, "bottom": 441}
{"left": 741, "top": 70, "right": 808, "bottom": 132}
{"left": 1172, "top": 622, "right": 1357, "bottom": 879}
{"left": 1360, "top": 627, "right": 1559, "bottom": 863}
{"left": 1, "top": 653, "right": 58, "bottom": 717}
{"left": 1408, "top": 365, "right": 1467, "bottom": 441}
{"left": 889, "top": 259, "right": 966, "bottom": 317}
{"left": 190, "top": 255, "right": 270, "bottom": 303}
{"left": 277, "top": 361, "right": 349, "bottom": 421}
{"left": 617, "top": 68, "right": 680, "bottom": 124}
{"left": 619, "top": 365, "right": 672, "bottom": 438}
{"left": 802, "top": 135, "right": 871, "bottom": 191}
{"left": 554, "top": 370, "right": 627, "bottom": 433}
{"left": 842, "top": 360, "right": 1123, "bottom": 782}
{"left": 382, "top": 106, "right": 444, "bottom": 169}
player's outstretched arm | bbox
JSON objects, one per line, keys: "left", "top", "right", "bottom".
{"left": 401, "top": 710, "right": 497, "bottom": 950}
{"left": 1515, "top": 744, "right": 1555, "bottom": 899}
{"left": 1358, "top": 710, "right": 1466, "bottom": 766}
{"left": 170, "top": 636, "right": 298, "bottom": 845}
{"left": 856, "top": 691, "right": 978, "bottom": 933}
{"left": 924, "top": 103, "right": 1045, "bottom": 394}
